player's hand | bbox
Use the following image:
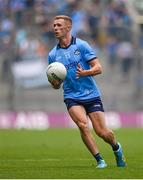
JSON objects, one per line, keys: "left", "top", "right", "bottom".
{"left": 76, "top": 63, "right": 86, "bottom": 78}
{"left": 48, "top": 77, "right": 62, "bottom": 89}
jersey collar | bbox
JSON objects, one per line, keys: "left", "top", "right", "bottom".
{"left": 57, "top": 36, "right": 76, "bottom": 49}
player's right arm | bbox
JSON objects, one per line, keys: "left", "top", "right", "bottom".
{"left": 48, "top": 77, "right": 61, "bottom": 89}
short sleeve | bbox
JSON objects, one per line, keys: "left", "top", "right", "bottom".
{"left": 80, "top": 41, "right": 97, "bottom": 62}
{"left": 48, "top": 47, "right": 56, "bottom": 64}
{"left": 48, "top": 54, "right": 53, "bottom": 64}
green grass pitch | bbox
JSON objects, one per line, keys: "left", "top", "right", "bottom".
{"left": 0, "top": 128, "right": 143, "bottom": 179}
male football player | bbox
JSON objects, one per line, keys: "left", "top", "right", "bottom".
{"left": 47, "top": 15, "right": 126, "bottom": 168}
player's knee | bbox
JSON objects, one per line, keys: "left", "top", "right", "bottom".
{"left": 77, "top": 121, "right": 88, "bottom": 131}
{"left": 96, "top": 130, "right": 104, "bottom": 138}
{"left": 96, "top": 129, "right": 113, "bottom": 140}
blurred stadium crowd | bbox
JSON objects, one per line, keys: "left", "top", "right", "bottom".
{"left": 0, "top": 0, "right": 143, "bottom": 112}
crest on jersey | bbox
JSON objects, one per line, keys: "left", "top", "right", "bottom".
{"left": 74, "top": 49, "right": 80, "bottom": 55}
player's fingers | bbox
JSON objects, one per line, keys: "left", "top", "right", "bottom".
{"left": 77, "top": 67, "right": 82, "bottom": 73}
{"left": 77, "top": 63, "right": 81, "bottom": 67}
{"left": 76, "top": 71, "right": 81, "bottom": 79}
{"left": 77, "top": 63, "right": 83, "bottom": 70}
{"left": 76, "top": 64, "right": 83, "bottom": 78}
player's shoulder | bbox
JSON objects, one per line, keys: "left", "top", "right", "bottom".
{"left": 76, "top": 37, "right": 88, "bottom": 45}
{"left": 76, "top": 37, "right": 90, "bottom": 49}
{"left": 48, "top": 46, "right": 57, "bottom": 57}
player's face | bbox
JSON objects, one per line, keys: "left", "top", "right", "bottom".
{"left": 53, "top": 19, "right": 69, "bottom": 39}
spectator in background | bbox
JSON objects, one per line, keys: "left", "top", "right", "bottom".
{"left": 16, "top": 34, "right": 43, "bottom": 60}
{"left": 0, "top": 0, "right": 9, "bottom": 19}
{"left": 71, "top": 1, "right": 89, "bottom": 36}
{"left": 25, "top": 0, "right": 35, "bottom": 9}
{"left": 105, "top": 35, "right": 118, "bottom": 69}
{"left": 9, "top": 0, "right": 27, "bottom": 26}
{"left": 116, "top": 40, "right": 134, "bottom": 81}
{"left": 1, "top": 15, "right": 14, "bottom": 33}
{"left": 86, "top": 0, "right": 101, "bottom": 41}
{"left": 101, "top": 0, "right": 132, "bottom": 39}
{"left": 39, "top": 18, "right": 55, "bottom": 48}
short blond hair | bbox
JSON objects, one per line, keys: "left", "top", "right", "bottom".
{"left": 54, "top": 15, "right": 72, "bottom": 26}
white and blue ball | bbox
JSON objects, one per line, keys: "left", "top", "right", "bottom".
{"left": 46, "top": 62, "right": 67, "bottom": 82}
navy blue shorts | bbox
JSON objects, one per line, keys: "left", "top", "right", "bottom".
{"left": 64, "top": 96, "right": 104, "bottom": 114}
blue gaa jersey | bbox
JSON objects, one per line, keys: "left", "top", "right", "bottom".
{"left": 48, "top": 37, "right": 101, "bottom": 100}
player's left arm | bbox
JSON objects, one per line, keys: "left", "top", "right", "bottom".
{"left": 76, "top": 58, "right": 102, "bottom": 78}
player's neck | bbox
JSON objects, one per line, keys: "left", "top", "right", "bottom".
{"left": 59, "top": 34, "right": 72, "bottom": 48}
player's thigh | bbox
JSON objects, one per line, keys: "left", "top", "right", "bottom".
{"left": 68, "top": 105, "right": 88, "bottom": 126}
{"left": 88, "top": 111, "right": 107, "bottom": 132}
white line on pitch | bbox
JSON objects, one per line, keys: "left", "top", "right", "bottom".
{"left": 0, "top": 158, "right": 92, "bottom": 162}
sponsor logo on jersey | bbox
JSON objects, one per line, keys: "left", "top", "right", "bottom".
{"left": 65, "top": 60, "right": 80, "bottom": 70}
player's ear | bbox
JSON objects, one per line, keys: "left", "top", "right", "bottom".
{"left": 67, "top": 25, "right": 71, "bottom": 32}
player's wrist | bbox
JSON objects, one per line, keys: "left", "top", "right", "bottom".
{"left": 83, "top": 69, "right": 93, "bottom": 76}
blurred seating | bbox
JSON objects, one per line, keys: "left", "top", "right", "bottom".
{"left": 0, "top": 0, "right": 142, "bottom": 112}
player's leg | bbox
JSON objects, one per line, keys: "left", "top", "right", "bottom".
{"left": 89, "top": 111, "right": 116, "bottom": 144}
{"left": 69, "top": 105, "right": 99, "bottom": 155}
{"left": 88, "top": 111, "right": 126, "bottom": 167}
{"left": 68, "top": 105, "right": 107, "bottom": 168}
